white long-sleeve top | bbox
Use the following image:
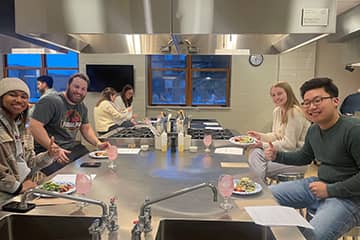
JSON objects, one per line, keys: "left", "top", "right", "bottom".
{"left": 258, "top": 106, "right": 311, "bottom": 152}
{"left": 93, "top": 100, "right": 132, "bottom": 132}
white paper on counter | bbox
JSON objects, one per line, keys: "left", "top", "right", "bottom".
{"left": 203, "top": 122, "right": 219, "bottom": 126}
{"left": 204, "top": 126, "right": 223, "bottom": 130}
{"left": 51, "top": 174, "right": 97, "bottom": 184}
{"left": 117, "top": 148, "right": 141, "bottom": 154}
{"left": 214, "top": 147, "right": 243, "bottom": 155}
{"left": 245, "top": 206, "right": 314, "bottom": 229}
{"left": 51, "top": 174, "right": 76, "bottom": 184}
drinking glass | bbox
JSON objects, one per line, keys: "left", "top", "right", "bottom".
{"left": 218, "top": 174, "right": 234, "bottom": 210}
{"left": 203, "top": 134, "right": 212, "bottom": 152}
{"left": 75, "top": 173, "right": 92, "bottom": 207}
{"left": 106, "top": 145, "right": 118, "bottom": 169}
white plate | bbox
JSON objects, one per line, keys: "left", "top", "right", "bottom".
{"left": 229, "top": 135, "right": 256, "bottom": 146}
{"left": 232, "top": 180, "right": 262, "bottom": 196}
{"left": 35, "top": 183, "right": 76, "bottom": 198}
{"left": 89, "top": 150, "right": 108, "bottom": 159}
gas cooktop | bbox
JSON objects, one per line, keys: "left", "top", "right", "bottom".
{"left": 109, "top": 127, "right": 154, "bottom": 138}
{"left": 187, "top": 128, "right": 234, "bottom": 140}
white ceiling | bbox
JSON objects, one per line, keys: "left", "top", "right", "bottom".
{"left": 337, "top": 0, "right": 360, "bottom": 14}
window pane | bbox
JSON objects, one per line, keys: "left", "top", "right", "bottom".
{"left": 8, "top": 69, "right": 40, "bottom": 100}
{"left": 192, "top": 55, "right": 230, "bottom": 68}
{"left": 151, "top": 55, "right": 186, "bottom": 68}
{"left": 46, "top": 51, "right": 78, "bottom": 68}
{"left": 151, "top": 70, "right": 186, "bottom": 105}
{"left": 48, "top": 69, "right": 79, "bottom": 92}
{"left": 7, "top": 54, "right": 41, "bottom": 67}
{"left": 192, "top": 71, "right": 227, "bottom": 105}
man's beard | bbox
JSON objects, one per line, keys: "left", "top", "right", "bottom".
{"left": 66, "top": 89, "right": 85, "bottom": 104}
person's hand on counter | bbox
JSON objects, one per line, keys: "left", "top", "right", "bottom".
{"left": 264, "top": 142, "right": 277, "bottom": 161}
{"left": 97, "top": 141, "right": 111, "bottom": 150}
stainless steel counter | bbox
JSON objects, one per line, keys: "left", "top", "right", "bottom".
{"left": 0, "top": 145, "right": 305, "bottom": 240}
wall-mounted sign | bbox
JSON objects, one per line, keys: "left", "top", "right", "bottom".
{"left": 302, "top": 8, "right": 329, "bottom": 26}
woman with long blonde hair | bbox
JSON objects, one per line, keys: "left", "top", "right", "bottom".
{"left": 247, "top": 82, "right": 311, "bottom": 181}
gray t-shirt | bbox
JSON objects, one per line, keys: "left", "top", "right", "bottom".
{"left": 32, "top": 93, "right": 89, "bottom": 150}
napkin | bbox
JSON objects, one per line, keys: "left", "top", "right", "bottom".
{"left": 117, "top": 148, "right": 141, "bottom": 154}
{"left": 215, "top": 147, "right": 243, "bottom": 155}
{"left": 220, "top": 162, "right": 249, "bottom": 168}
{"left": 245, "top": 206, "right": 314, "bottom": 229}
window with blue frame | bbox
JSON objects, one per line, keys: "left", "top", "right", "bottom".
{"left": 4, "top": 51, "right": 79, "bottom": 103}
{"left": 148, "top": 55, "right": 231, "bottom": 106}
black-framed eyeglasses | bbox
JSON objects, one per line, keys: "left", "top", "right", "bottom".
{"left": 301, "top": 96, "right": 333, "bottom": 108}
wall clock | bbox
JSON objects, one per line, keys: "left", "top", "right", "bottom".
{"left": 249, "top": 54, "right": 264, "bottom": 67}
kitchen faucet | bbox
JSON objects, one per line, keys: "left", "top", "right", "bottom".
{"left": 131, "top": 182, "right": 217, "bottom": 240}
{"left": 20, "top": 188, "right": 118, "bottom": 239}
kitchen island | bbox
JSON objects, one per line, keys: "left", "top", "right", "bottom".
{"left": 0, "top": 145, "right": 306, "bottom": 240}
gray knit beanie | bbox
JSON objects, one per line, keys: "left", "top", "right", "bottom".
{"left": 0, "top": 78, "right": 30, "bottom": 97}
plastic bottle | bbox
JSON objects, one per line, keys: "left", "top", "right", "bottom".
{"left": 161, "top": 131, "right": 168, "bottom": 152}
{"left": 178, "top": 132, "right": 184, "bottom": 152}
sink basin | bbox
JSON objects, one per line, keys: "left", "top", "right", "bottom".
{"left": 0, "top": 214, "right": 98, "bottom": 240}
{"left": 155, "top": 219, "right": 275, "bottom": 240}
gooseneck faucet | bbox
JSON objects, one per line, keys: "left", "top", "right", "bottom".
{"left": 132, "top": 182, "right": 217, "bottom": 240}
{"left": 20, "top": 188, "right": 118, "bottom": 239}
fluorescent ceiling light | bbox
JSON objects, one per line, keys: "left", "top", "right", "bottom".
{"left": 280, "top": 34, "right": 329, "bottom": 54}
{"left": 215, "top": 48, "right": 250, "bottom": 55}
{"left": 11, "top": 48, "right": 59, "bottom": 54}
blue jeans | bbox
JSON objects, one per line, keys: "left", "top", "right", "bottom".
{"left": 270, "top": 177, "right": 360, "bottom": 240}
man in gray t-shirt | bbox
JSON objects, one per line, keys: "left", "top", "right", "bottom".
{"left": 33, "top": 93, "right": 88, "bottom": 151}
{"left": 30, "top": 73, "right": 109, "bottom": 175}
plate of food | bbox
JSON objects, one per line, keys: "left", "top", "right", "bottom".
{"left": 233, "top": 177, "right": 262, "bottom": 196}
{"left": 89, "top": 150, "right": 108, "bottom": 159}
{"left": 229, "top": 135, "right": 256, "bottom": 146}
{"left": 36, "top": 181, "right": 76, "bottom": 197}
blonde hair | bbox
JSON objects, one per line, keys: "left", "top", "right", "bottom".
{"left": 96, "top": 87, "right": 117, "bottom": 107}
{"left": 270, "top": 82, "right": 301, "bottom": 124}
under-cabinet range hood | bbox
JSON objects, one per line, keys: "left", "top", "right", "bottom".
{"left": 328, "top": 3, "right": 360, "bottom": 66}
{"left": 1, "top": 0, "right": 338, "bottom": 54}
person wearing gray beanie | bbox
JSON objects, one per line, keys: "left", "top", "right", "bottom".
{"left": 0, "top": 77, "right": 60, "bottom": 194}
{"left": 0, "top": 77, "right": 30, "bottom": 98}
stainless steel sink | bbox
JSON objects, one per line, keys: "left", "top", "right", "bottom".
{"left": 155, "top": 219, "right": 275, "bottom": 240}
{"left": 0, "top": 214, "right": 98, "bottom": 240}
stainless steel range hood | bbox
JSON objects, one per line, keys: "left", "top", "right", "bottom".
{"left": 328, "top": 4, "right": 360, "bottom": 65}
{"left": 1, "top": 0, "right": 337, "bottom": 55}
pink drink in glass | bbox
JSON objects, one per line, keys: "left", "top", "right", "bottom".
{"left": 203, "top": 134, "right": 212, "bottom": 152}
{"left": 76, "top": 173, "right": 92, "bottom": 195}
{"left": 106, "top": 145, "right": 118, "bottom": 168}
{"left": 218, "top": 174, "right": 234, "bottom": 210}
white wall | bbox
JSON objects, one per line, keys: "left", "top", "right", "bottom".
{"left": 315, "top": 38, "right": 360, "bottom": 101}
{"left": 80, "top": 54, "right": 279, "bottom": 134}
{"left": 79, "top": 54, "right": 146, "bottom": 130}
{"left": 278, "top": 43, "right": 316, "bottom": 101}
{"left": 78, "top": 38, "right": 360, "bottom": 136}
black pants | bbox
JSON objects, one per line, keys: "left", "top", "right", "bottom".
{"left": 41, "top": 144, "right": 89, "bottom": 176}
